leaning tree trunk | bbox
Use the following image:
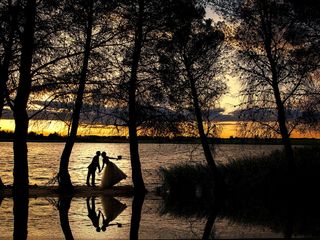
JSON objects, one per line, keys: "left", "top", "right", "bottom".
{"left": 186, "top": 64, "right": 220, "bottom": 184}
{"left": 273, "top": 82, "right": 295, "bottom": 172}
{"left": 58, "top": 0, "right": 94, "bottom": 191}
{"left": 128, "top": 0, "right": 146, "bottom": 194}
{"left": 263, "top": 24, "right": 295, "bottom": 173}
{"left": 13, "top": 0, "right": 36, "bottom": 193}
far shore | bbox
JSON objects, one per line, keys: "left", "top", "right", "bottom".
{"left": 0, "top": 136, "right": 319, "bottom": 145}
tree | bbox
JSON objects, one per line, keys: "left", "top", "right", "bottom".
{"left": 12, "top": 0, "right": 37, "bottom": 192}
{"left": 0, "top": 0, "right": 21, "bottom": 189}
{"left": 0, "top": 0, "right": 19, "bottom": 119}
{"left": 8, "top": 0, "right": 69, "bottom": 192}
{"left": 57, "top": 0, "right": 95, "bottom": 191}
{"left": 157, "top": 17, "right": 227, "bottom": 184}
{"left": 114, "top": 0, "right": 212, "bottom": 193}
{"left": 57, "top": 0, "right": 117, "bottom": 191}
{"left": 224, "top": 0, "right": 318, "bottom": 172}
{"left": 288, "top": 0, "right": 320, "bottom": 133}
{"left": 115, "top": 0, "right": 171, "bottom": 193}
{"left": 127, "top": 0, "right": 146, "bottom": 193}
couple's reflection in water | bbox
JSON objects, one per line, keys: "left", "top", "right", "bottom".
{"left": 56, "top": 194, "right": 144, "bottom": 240}
{"left": 86, "top": 196, "right": 126, "bottom": 232}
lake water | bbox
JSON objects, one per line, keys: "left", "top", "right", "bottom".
{"left": 0, "top": 142, "right": 283, "bottom": 188}
{"left": 0, "top": 143, "right": 303, "bottom": 239}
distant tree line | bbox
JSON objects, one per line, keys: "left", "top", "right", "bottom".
{"left": 0, "top": 0, "right": 318, "bottom": 193}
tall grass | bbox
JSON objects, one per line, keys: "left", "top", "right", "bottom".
{"left": 159, "top": 146, "right": 320, "bottom": 236}
{"left": 160, "top": 146, "right": 320, "bottom": 197}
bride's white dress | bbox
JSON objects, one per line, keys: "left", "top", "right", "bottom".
{"left": 101, "top": 161, "right": 127, "bottom": 188}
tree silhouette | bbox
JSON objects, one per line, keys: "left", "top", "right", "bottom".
{"left": 115, "top": 0, "right": 216, "bottom": 193}
{"left": 0, "top": 0, "right": 71, "bottom": 191}
{"left": 157, "top": 13, "right": 226, "bottom": 184}
{"left": 288, "top": 0, "right": 320, "bottom": 133}
{"left": 58, "top": 0, "right": 117, "bottom": 191}
{"left": 116, "top": 0, "right": 178, "bottom": 193}
{"left": 12, "top": 0, "right": 37, "bottom": 192}
{"left": 0, "top": 0, "right": 19, "bottom": 120}
{"left": 215, "top": 0, "right": 318, "bottom": 172}
{"left": 127, "top": 0, "right": 146, "bottom": 193}
{"left": 58, "top": 0, "right": 95, "bottom": 191}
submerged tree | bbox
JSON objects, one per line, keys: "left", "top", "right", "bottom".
{"left": 157, "top": 16, "right": 227, "bottom": 183}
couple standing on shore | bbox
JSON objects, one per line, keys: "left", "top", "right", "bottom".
{"left": 86, "top": 151, "right": 127, "bottom": 188}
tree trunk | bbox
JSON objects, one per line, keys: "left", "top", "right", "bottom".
{"left": 186, "top": 64, "right": 220, "bottom": 184}
{"left": 128, "top": 0, "right": 146, "bottom": 193}
{"left": 272, "top": 83, "right": 295, "bottom": 173}
{"left": 13, "top": 0, "right": 36, "bottom": 192}
{"left": 262, "top": 17, "right": 295, "bottom": 173}
{"left": 58, "top": 0, "right": 94, "bottom": 191}
{"left": 0, "top": 0, "right": 19, "bottom": 190}
{"left": 202, "top": 212, "right": 217, "bottom": 240}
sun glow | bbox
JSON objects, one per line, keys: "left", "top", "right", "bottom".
{"left": 1, "top": 118, "right": 319, "bottom": 139}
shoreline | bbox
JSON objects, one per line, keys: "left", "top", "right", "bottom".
{"left": 0, "top": 138, "right": 319, "bottom": 145}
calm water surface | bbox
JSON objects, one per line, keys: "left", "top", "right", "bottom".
{"left": 0, "top": 143, "right": 287, "bottom": 239}
{"left": 0, "top": 142, "right": 282, "bottom": 188}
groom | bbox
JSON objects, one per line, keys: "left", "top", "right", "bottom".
{"left": 86, "top": 151, "right": 101, "bottom": 187}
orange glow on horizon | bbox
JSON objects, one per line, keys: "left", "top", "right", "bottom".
{"left": 1, "top": 119, "right": 319, "bottom": 139}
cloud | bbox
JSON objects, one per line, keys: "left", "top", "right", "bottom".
{"left": 3, "top": 101, "right": 315, "bottom": 126}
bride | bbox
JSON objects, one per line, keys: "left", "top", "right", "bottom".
{"left": 100, "top": 151, "right": 127, "bottom": 188}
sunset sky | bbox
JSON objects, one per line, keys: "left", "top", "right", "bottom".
{"left": 0, "top": 6, "right": 318, "bottom": 139}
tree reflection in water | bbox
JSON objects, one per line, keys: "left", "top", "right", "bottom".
{"left": 13, "top": 192, "right": 29, "bottom": 240}
{"left": 58, "top": 195, "right": 74, "bottom": 240}
{"left": 130, "top": 193, "right": 145, "bottom": 240}
{"left": 161, "top": 186, "right": 320, "bottom": 238}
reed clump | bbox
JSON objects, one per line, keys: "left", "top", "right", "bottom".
{"left": 160, "top": 146, "right": 320, "bottom": 197}
{"left": 159, "top": 146, "right": 320, "bottom": 236}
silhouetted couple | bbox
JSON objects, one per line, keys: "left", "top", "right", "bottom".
{"left": 86, "top": 151, "right": 127, "bottom": 188}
